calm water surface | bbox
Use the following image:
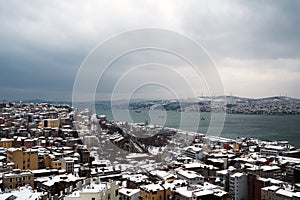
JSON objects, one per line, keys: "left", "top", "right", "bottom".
{"left": 96, "top": 107, "right": 300, "bottom": 147}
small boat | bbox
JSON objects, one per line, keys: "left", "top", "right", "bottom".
{"left": 135, "top": 110, "right": 141, "bottom": 113}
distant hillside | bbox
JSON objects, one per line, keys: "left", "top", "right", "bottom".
{"left": 9, "top": 95, "right": 300, "bottom": 115}
{"left": 124, "top": 96, "right": 300, "bottom": 115}
{"left": 10, "top": 99, "right": 72, "bottom": 105}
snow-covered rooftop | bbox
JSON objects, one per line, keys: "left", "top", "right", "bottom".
{"left": 140, "top": 183, "right": 164, "bottom": 192}
{"left": 0, "top": 186, "right": 45, "bottom": 200}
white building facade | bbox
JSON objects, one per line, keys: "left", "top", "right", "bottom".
{"left": 229, "top": 172, "right": 248, "bottom": 200}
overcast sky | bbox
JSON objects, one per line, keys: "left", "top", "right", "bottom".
{"left": 1, "top": 0, "right": 300, "bottom": 101}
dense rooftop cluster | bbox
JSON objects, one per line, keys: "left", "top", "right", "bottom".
{"left": 0, "top": 101, "right": 300, "bottom": 200}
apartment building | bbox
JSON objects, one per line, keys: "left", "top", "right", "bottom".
{"left": 2, "top": 170, "right": 34, "bottom": 190}
{"left": 229, "top": 172, "right": 248, "bottom": 200}
{"left": 6, "top": 147, "right": 38, "bottom": 170}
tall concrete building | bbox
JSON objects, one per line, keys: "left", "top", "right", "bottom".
{"left": 230, "top": 172, "right": 248, "bottom": 200}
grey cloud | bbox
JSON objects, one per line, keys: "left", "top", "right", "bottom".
{"left": 0, "top": 0, "right": 299, "bottom": 100}
{"left": 181, "top": 0, "right": 300, "bottom": 59}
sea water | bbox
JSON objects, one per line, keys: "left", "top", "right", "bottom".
{"left": 96, "top": 107, "right": 300, "bottom": 147}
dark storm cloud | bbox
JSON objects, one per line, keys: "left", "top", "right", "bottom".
{"left": 0, "top": 38, "right": 84, "bottom": 100}
{"left": 0, "top": 1, "right": 92, "bottom": 100}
